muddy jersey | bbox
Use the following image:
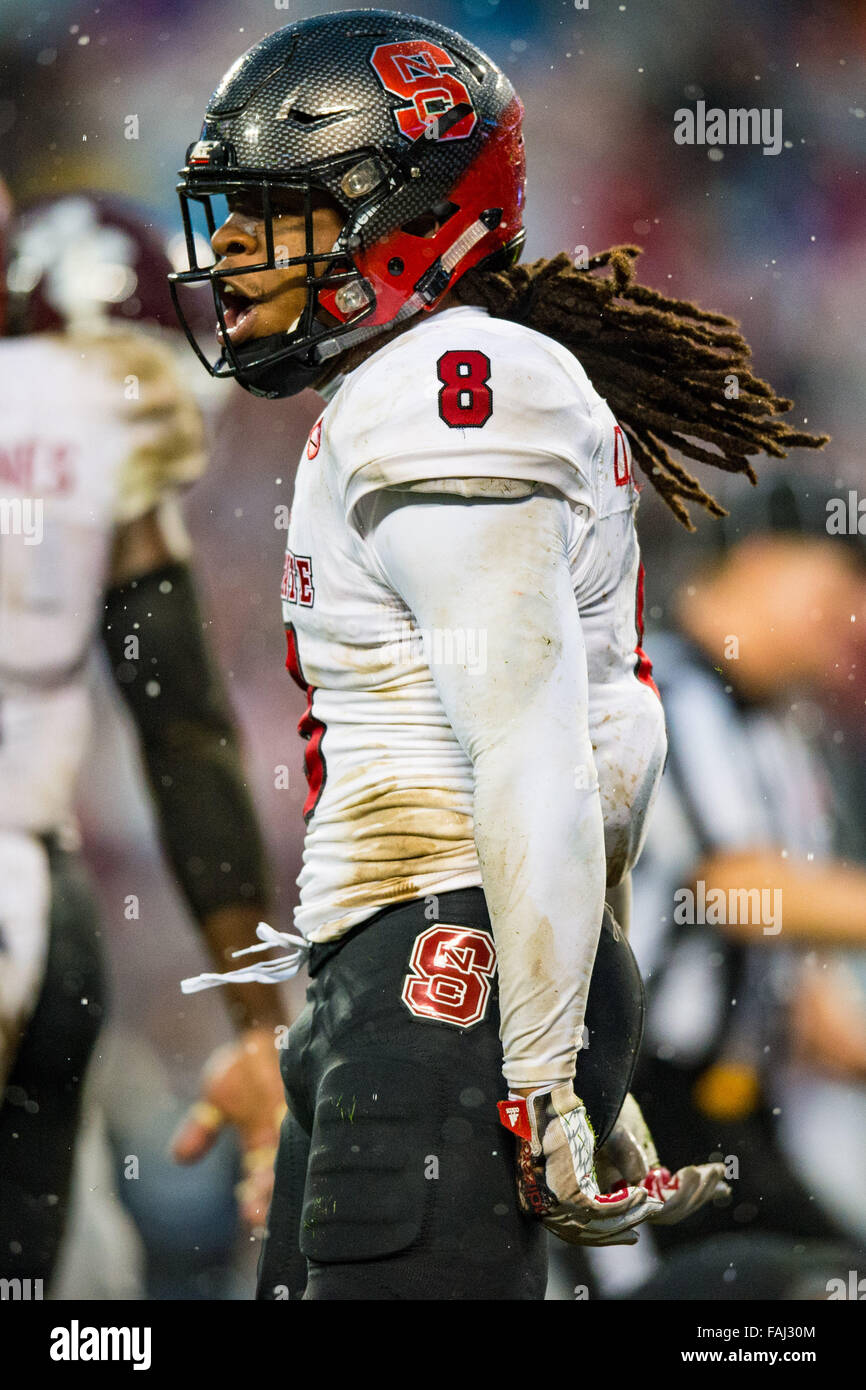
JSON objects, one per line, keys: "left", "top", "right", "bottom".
{"left": 283, "top": 305, "right": 666, "bottom": 942}
{"left": 0, "top": 331, "right": 204, "bottom": 833}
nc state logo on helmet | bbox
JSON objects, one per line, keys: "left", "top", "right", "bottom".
{"left": 169, "top": 9, "right": 526, "bottom": 398}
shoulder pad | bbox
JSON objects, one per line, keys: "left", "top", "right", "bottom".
{"left": 324, "top": 308, "right": 602, "bottom": 522}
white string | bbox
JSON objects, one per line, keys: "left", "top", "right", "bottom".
{"left": 180, "top": 921, "right": 310, "bottom": 994}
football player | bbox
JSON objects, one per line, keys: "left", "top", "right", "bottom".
{"left": 0, "top": 193, "right": 285, "bottom": 1286}
{"left": 171, "top": 11, "right": 826, "bottom": 1299}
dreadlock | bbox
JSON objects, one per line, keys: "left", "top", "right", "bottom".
{"left": 449, "top": 247, "right": 828, "bottom": 528}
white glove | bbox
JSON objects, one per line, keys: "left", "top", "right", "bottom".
{"left": 595, "top": 1092, "right": 730, "bottom": 1226}
{"left": 498, "top": 1085, "right": 663, "bottom": 1246}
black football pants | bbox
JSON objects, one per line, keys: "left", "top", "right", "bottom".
{"left": 256, "top": 888, "right": 547, "bottom": 1300}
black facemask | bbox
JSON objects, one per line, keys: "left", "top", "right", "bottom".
{"left": 225, "top": 323, "right": 334, "bottom": 399}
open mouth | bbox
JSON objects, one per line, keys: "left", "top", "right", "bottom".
{"left": 217, "top": 283, "right": 261, "bottom": 346}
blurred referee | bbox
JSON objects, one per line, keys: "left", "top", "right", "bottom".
{"left": 625, "top": 471, "right": 866, "bottom": 1292}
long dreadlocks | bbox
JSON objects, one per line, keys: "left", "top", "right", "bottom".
{"left": 450, "top": 246, "right": 828, "bottom": 528}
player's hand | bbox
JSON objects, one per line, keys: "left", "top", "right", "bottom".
{"left": 595, "top": 1092, "right": 729, "bottom": 1226}
{"left": 171, "top": 1025, "right": 286, "bottom": 1228}
{"left": 498, "top": 1084, "right": 662, "bottom": 1246}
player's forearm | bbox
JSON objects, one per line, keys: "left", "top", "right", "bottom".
{"left": 103, "top": 561, "right": 275, "bottom": 976}
{"left": 368, "top": 488, "right": 603, "bottom": 1091}
{"left": 132, "top": 724, "right": 271, "bottom": 927}
{"left": 693, "top": 850, "right": 866, "bottom": 945}
{"left": 198, "top": 906, "right": 287, "bottom": 1030}
{"left": 472, "top": 730, "right": 607, "bottom": 1090}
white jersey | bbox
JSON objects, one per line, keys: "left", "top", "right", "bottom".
{"left": 282, "top": 305, "right": 666, "bottom": 943}
{"left": 0, "top": 330, "right": 204, "bottom": 834}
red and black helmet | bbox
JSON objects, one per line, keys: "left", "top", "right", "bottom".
{"left": 169, "top": 9, "right": 525, "bottom": 398}
{"left": 5, "top": 192, "right": 199, "bottom": 337}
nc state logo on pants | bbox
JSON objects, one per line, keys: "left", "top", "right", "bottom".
{"left": 402, "top": 924, "right": 496, "bottom": 1028}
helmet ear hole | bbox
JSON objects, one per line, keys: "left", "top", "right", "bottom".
{"left": 400, "top": 202, "right": 459, "bottom": 239}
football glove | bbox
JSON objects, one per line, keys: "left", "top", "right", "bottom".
{"left": 498, "top": 1084, "right": 663, "bottom": 1246}
{"left": 595, "top": 1092, "right": 730, "bottom": 1226}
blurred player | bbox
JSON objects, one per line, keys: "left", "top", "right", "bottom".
{"left": 170, "top": 11, "right": 825, "bottom": 1299}
{"left": 625, "top": 473, "right": 866, "bottom": 1272}
{"left": 0, "top": 192, "right": 285, "bottom": 1287}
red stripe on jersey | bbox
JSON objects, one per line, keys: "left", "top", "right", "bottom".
{"left": 300, "top": 705, "right": 326, "bottom": 822}
{"left": 285, "top": 625, "right": 327, "bottom": 821}
{"left": 284, "top": 623, "right": 306, "bottom": 690}
{"left": 634, "top": 563, "right": 660, "bottom": 699}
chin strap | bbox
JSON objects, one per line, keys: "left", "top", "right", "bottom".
{"left": 181, "top": 921, "right": 310, "bottom": 993}
{"left": 314, "top": 210, "right": 501, "bottom": 363}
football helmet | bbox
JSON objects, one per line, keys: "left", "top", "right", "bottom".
{"left": 5, "top": 192, "right": 201, "bottom": 337}
{"left": 169, "top": 9, "right": 526, "bottom": 398}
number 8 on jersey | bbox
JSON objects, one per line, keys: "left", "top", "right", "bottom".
{"left": 437, "top": 350, "right": 493, "bottom": 428}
